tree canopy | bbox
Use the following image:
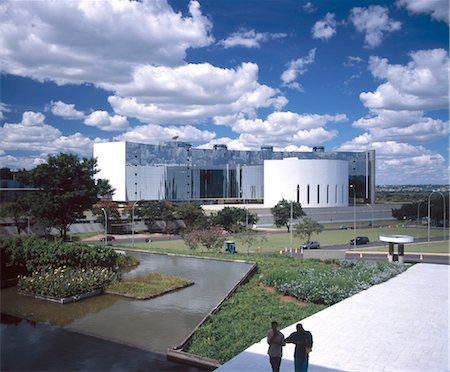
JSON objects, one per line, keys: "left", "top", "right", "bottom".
{"left": 16, "top": 153, "right": 113, "bottom": 240}
{"left": 293, "top": 217, "right": 323, "bottom": 242}
{"left": 271, "top": 199, "right": 305, "bottom": 232}
{"left": 213, "top": 206, "right": 258, "bottom": 233}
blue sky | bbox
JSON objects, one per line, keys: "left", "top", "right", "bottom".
{"left": 0, "top": 0, "right": 448, "bottom": 184}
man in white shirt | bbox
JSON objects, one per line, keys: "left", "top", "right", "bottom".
{"left": 267, "top": 321, "right": 285, "bottom": 372}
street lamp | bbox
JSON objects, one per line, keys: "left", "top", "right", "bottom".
{"left": 366, "top": 203, "right": 373, "bottom": 230}
{"left": 427, "top": 191, "right": 446, "bottom": 247}
{"left": 101, "top": 208, "right": 107, "bottom": 246}
{"left": 416, "top": 200, "right": 424, "bottom": 239}
{"left": 131, "top": 200, "right": 140, "bottom": 249}
{"left": 350, "top": 184, "right": 356, "bottom": 250}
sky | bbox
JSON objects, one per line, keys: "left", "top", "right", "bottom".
{"left": 0, "top": 0, "right": 448, "bottom": 185}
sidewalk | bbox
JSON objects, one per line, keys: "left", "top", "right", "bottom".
{"left": 217, "top": 263, "right": 449, "bottom": 372}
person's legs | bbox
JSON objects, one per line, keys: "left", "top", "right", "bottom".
{"left": 269, "top": 356, "right": 281, "bottom": 372}
{"left": 295, "top": 357, "right": 308, "bottom": 372}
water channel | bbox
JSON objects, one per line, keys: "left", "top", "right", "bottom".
{"left": 1, "top": 252, "right": 254, "bottom": 371}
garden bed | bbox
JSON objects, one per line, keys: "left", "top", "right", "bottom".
{"left": 17, "top": 288, "right": 103, "bottom": 304}
{"left": 105, "top": 272, "right": 194, "bottom": 300}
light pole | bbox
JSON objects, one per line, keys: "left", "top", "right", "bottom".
{"left": 427, "top": 191, "right": 446, "bottom": 247}
{"left": 131, "top": 200, "right": 140, "bottom": 249}
{"left": 350, "top": 184, "right": 356, "bottom": 250}
{"left": 416, "top": 200, "right": 424, "bottom": 239}
{"left": 366, "top": 203, "right": 373, "bottom": 230}
{"left": 101, "top": 208, "right": 107, "bottom": 246}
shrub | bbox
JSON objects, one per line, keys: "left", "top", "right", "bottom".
{"left": 0, "top": 236, "right": 124, "bottom": 272}
{"left": 18, "top": 266, "right": 119, "bottom": 298}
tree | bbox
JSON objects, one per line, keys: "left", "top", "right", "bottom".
{"left": 92, "top": 200, "right": 121, "bottom": 232}
{"left": 136, "top": 200, "right": 177, "bottom": 232}
{"left": 182, "top": 227, "right": 225, "bottom": 251}
{"left": 213, "top": 207, "right": 258, "bottom": 232}
{"left": 175, "top": 203, "right": 208, "bottom": 230}
{"left": 17, "top": 153, "right": 113, "bottom": 240}
{"left": 0, "top": 199, "right": 32, "bottom": 235}
{"left": 392, "top": 196, "right": 449, "bottom": 226}
{"left": 271, "top": 199, "right": 305, "bottom": 232}
{"left": 235, "top": 229, "right": 267, "bottom": 253}
{"left": 293, "top": 217, "right": 323, "bottom": 242}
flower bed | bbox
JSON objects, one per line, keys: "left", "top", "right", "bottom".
{"left": 18, "top": 266, "right": 119, "bottom": 299}
{"left": 261, "top": 259, "right": 406, "bottom": 305}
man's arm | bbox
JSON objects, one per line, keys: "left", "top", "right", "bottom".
{"left": 285, "top": 333, "right": 297, "bottom": 344}
{"left": 306, "top": 332, "right": 313, "bottom": 348}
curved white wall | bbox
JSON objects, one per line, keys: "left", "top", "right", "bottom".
{"left": 264, "top": 158, "right": 349, "bottom": 208}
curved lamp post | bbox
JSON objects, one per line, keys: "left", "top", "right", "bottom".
{"left": 101, "top": 208, "right": 107, "bottom": 246}
{"left": 350, "top": 184, "right": 356, "bottom": 250}
{"left": 366, "top": 203, "right": 374, "bottom": 230}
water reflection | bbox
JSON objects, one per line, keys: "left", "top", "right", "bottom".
{"left": 1, "top": 252, "right": 253, "bottom": 353}
{"left": 1, "top": 314, "right": 209, "bottom": 372}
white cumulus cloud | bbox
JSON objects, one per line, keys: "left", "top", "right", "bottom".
{"left": 349, "top": 5, "right": 401, "bottom": 48}
{"left": 0, "top": 0, "right": 213, "bottom": 86}
{"left": 0, "top": 111, "right": 104, "bottom": 156}
{"left": 218, "top": 28, "right": 287, "bottom": 48}
{"left": 49, "top": 101, "right": 85, "bottom": 120}
{"left": 353, "top": 109, "right": 449, "bottom": 143}
{"left": 107, "top": 62, "right": 287, "bottom": 123}
{"left": 115, "top": 124, "right": 215, "bottom": 144}
{"left": 338, "top": 137, "right": 448, "bottom": 184}
{"left": 84, "top": 111, "right": 129, "bottom": 131}
{"left": 360, "top": 48, "right": 449, "bottom": 111}
{"left": 397, "top": 0, "right": 449, "bottom": 25}
{"left": 312, "top": 13, "right": 337, "bottom": 40}
{"left": 281, "top": 49, "right": 316, "bottom": 91}
{"left": 228, "top": 111, "right": 347, "bottom": 147}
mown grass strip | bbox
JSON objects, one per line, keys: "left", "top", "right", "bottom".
{"left": 106, "top": 272, "right": 193, "bottom": 300}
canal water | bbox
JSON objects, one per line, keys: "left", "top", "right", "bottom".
{"left": 1, "top": 252, "right": 254, "bottom": 370}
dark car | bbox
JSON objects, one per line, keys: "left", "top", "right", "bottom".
{"left": 349, "top": 236, "right": 369, "bottom": 245}
{"left": 301, "top": 240, "right": 320, "bottom": 249}
{"left": 100, "top": 235, "right": 115, "bottom": 242}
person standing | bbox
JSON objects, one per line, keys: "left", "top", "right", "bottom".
{"left": 267, "top": 321, "right": 285, "bottom": 372}
{"left": 285, "top": 323, "right": 313, "bottom": 372}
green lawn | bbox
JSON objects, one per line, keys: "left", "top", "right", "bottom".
{"left": 118, "top": 226, "right": 448, "bottom": 254}
{"left": 106, "top": 272, "right": 193, "bottom": 299}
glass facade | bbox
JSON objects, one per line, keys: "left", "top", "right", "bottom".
{"left": 123, "top": 141, "right": 375, "bottom": 203}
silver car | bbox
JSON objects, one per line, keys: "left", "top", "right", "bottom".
{"left": 300, "top": 240, "right": 320, "bottom": 249}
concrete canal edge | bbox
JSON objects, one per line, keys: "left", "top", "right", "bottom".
{"left": 115, "top": 248, "right": 258, "bottom": 369}
{"left": 166, "top": 256, "right": 257, "bottom": 370}
{"left": 17, "top": 289, "right": 103, "bottom": 304}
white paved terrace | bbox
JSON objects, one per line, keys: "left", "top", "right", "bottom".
{"left": 217, "top": 263, "right": 449, "bottom": 372}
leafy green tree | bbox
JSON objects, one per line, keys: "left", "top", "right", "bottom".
{"left": 213, "top": 207, "right": 258, "bottom": 232}
{"left": 271, "top": 199, "right": 305, "bottom": 232}
{"left": 17, "top": 153, "right": 113, "bottom": 240}
{"left": 137, "top": 200, "right": 177, "bottom": 232}
{"left": 175, "top": 203, "right": 208, "bottom": 230}
{"left": 293, "top": 217, "right": 323, "bottom": 243}
{"left": 392, "top": 196, "right": 449, "bottom": 226}
{"left": 0, "top": 199, "right": 32, "bottom": 235}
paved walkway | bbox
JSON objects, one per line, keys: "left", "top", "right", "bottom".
{"left": 217, "top": 264, "right": 449, "bottom": 372}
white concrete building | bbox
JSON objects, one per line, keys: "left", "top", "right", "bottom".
{"left": 263, "top": 158, "right": 349, "bottom": 207}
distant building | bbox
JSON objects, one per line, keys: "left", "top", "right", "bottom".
{"left": 93, "top": 141, "right": 375, "bottom": 207}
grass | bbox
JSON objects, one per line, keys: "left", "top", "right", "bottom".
{"left": 105, "top": 272, "right": 193, "bottom": 299}
{"left": 357, "top": 241, "right": 449, "bottom": 254}
{"left": 118, "top": 226, "right": 448, "bottom": 254}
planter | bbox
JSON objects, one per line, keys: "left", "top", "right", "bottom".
{"left": 18, "top": 289, "right": 103, "bottom": 304}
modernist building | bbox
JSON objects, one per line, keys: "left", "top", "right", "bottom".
{"left": 93, "top": 141, "right": 375, "bottom": 207}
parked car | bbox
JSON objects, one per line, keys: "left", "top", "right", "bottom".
{"left": 349, "top": 236, "right": 369, "bottom": 245}
{"left": 100, "top": 235, "right": 115, "bottom": 242}
{"left": 300, "top": 240, "right": 321, "bottom": 249}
